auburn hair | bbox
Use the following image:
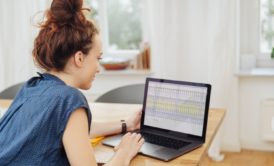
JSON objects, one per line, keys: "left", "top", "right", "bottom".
{"left": 32, "top": 0, "right": 99, "bottom": 71}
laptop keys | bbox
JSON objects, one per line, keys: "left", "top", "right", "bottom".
{"left": 141, "top": 132, "right": 190, "bottom": 150}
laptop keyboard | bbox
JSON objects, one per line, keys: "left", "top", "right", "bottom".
{"left": 141, "top": 132, "right": 191, "bottom": 150}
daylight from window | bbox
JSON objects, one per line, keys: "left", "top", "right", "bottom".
{"left": 261, "top": 0, "right": 274, "bottom": 53}
{"left": 85, "top": 0, "right": 142, "bottom": 52}
{"left": 107, "top": 0, "right": 142, "bottom": 51}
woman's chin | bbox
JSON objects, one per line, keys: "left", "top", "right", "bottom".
{"left": 80, "top": 83, "right": 92, "bottom": 90}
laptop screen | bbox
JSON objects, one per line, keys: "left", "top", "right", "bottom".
{"left": 143, "top": 78, "right": 210, "bottom": 137}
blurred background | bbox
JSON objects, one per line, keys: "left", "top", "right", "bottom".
{"left": 1, "top": 0, "right": 274, "bottom": 165}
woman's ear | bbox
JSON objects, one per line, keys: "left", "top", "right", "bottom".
{"left": 74, "top": 51, "right": 85, "bottom": 67}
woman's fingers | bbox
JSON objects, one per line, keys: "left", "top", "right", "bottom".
{"left": 114, "top": 132, "right": 145, "bottom": 160}
{"left": 137, "top": 138, "right": 145, "bottom": 150}
{"left": 133, "top": 133, "right": 142, "bottom": 142}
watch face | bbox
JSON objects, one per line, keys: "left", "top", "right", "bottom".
{"left": 121, "top": 120, "right": 127, "bottom": 134}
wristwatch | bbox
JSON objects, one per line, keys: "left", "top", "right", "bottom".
{"left": 121, "top": 120, "right": 127, "bottom": 134}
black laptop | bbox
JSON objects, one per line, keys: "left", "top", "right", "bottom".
{"left": 102, "top": 77, "right": 211, "bottom": 161}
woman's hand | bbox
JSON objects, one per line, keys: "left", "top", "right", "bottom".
{"left": 126, "top": 110, "right": 142, "bottom": 131}
{"left": 114, "top": 133, "right": 144, "bottom": 164}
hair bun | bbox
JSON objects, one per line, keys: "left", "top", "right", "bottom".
{"left": 48, "top": 0, "right": 85, "bottom": 27}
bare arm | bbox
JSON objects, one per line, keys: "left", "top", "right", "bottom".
{"left": 63, "top": 108, "right": 143, "bottom": 166}
{"left": 90, "top": 120, "right": 123, "bottom": 138}
{"left": 90, "top": 110, "right": 141, "bottom": 138}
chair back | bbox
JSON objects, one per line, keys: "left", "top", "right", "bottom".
{"left": 0, "top": 82, "right": 24, "bottom": 99}
{"left": 95, "top": 84, "right": 145, "bottom": 104}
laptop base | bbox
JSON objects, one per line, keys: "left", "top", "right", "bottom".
{"left": 102, "top": 134, "right": 202, "bottom": 161}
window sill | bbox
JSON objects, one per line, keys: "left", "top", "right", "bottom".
{"left": 97, "top": 69, "right": 153, "bottom": 76}
{"left": 236, "top": 68, "right": 274, "bottom": 77}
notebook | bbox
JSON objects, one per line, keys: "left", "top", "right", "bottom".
{"left": 102, "top": 77, "right": 211, "bottom": 161}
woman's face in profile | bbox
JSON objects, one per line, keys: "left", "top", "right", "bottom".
{"left": 79, "top": 35, "right": 102, "bottom": 90}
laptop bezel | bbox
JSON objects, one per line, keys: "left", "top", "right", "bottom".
{"left": 140, "top": 77, "right": 211, "bottom": 142}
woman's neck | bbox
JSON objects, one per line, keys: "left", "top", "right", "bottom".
{"left": 48, "top": 71, "right": 79, "bottom": 89}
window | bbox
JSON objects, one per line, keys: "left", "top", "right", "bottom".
{"left": 240, "top": 0, "right": 274, "bottom": 69}
{"left": 260, "top": 0, "right": 274, "bottom": 53}
{"left": 85, "top": 0, "right": 143, "bottom": 59}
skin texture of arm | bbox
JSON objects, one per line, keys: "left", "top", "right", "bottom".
{"left": 62, "top": 108, "right": 144, "bottom": 166}
{"left": 62, "top": 108, "right": 97, "bottom": 165}
{"left": 90, "top": 110, "right": 142, "bottom": 138}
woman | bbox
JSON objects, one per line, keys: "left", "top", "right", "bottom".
{"left": 0, "top": 0, "right": 144, "bottom": 165}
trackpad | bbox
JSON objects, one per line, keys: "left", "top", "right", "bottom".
{"left": 140, "top": 142, "right": 164, "bottom": 154}
{"left": 102, "top": 135, "right": 122, "bottom": 147}
{"left": 103, "top": 135, "right": 164, "bottom": 154}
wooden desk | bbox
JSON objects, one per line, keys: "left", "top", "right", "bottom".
{"left": 0, "top": 100, "right": 225, "bottom": 166}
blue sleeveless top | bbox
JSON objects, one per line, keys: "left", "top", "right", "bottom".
{"left": 0, "top": 73, "right": 92, "bottom": 166}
